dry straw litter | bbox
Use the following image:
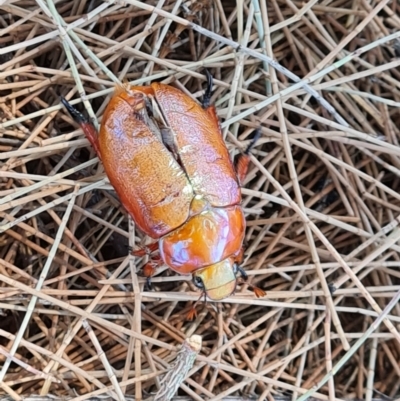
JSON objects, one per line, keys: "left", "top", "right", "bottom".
{"left": 0, "top": 0, "right": 400, "bottom": 400}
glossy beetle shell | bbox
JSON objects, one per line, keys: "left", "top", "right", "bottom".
{"left": 98, "top": 83, "right": 245, "bottom": 300}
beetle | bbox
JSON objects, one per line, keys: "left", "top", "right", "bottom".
{"left": 61, "top": 72, "right": 265, "bottom": 309}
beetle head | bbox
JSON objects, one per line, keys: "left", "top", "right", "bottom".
{"left": 192, "top": 258, "right": 236, "bottom": 300}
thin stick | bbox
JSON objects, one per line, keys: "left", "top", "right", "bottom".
{"left": 122, "top": 0, "right": 348, "bottom": 125}
{"left": 296, "top": 289, "right": 400, "bottom": 401}
{"left": 83, "top": 320, "right": 126, "bottom": 401}
{"left": 0, "top": 186, "right": 79, "bottom": 382}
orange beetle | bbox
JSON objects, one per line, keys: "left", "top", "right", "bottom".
{"left": 62, "top": 72, "right": 264, "bottom": 305}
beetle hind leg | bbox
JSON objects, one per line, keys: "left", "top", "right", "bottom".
{"left": 61, "top": 97, "right": 102, "bottom": 159}
{"left": 235, "top": 129, "right": 261, "bottom": 184}
{"left": 202, "top": 69, "right": 213, "bottom": 109}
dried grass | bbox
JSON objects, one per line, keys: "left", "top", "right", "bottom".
{"left": 0, "top": 0, "right": 400, "bottom": 400}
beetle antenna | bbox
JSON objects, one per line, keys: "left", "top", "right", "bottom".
{"left": 202, "top": 69, "right": 213, "bottom": 109}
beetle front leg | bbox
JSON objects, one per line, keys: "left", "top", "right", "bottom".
{"left": 235, "top": 129, "right": 261, "bottom": 185}
{"left": 234, "top": 247, "right": 266, "bottom": 298}
{"left": 237, "top": 264, "right": 248, "bottom": 280}
{"left": 186, "top": 292, "right": 207, "bottom": 321}
{"left": 237, "top": 264, "right": 266, "bottom": 298}
{"left": 61, "top": 97, "right": 102, "bottom": 160}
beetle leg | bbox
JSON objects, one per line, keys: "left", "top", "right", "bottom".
{"left": 237, "top": 263, "right": 266, "bottom": 298}
{"left": 130, "top": 242, "right": 159, "bottom": 257}
{"left": 201, "top": 71, "right": 224, "bottom": 137}
{"left": 145, "top": 277, "right": 152, "bottom": 291}
{"left": 202, "top": 69, "right": 213, "bottom": 109}
{"left": 143, "top": 262, "right": 156, "bottom": 278}
{"left": 61, "top": 97, "right": 102, "bottom": 160}
{"left": 142, "top": 257, "right": 163, "bottom": 289}
{"left": 186, "top": 292, "right": 207, "bottom": 321}
{"left": 237, "top": 264, "right": 248, "bottom": 280}
{"left": 235, "top": 129, "right": 261, "bottom": 185}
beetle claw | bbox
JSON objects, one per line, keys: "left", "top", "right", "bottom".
{"left": 61, "top": 97, "right": 87, "bottom": 125}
